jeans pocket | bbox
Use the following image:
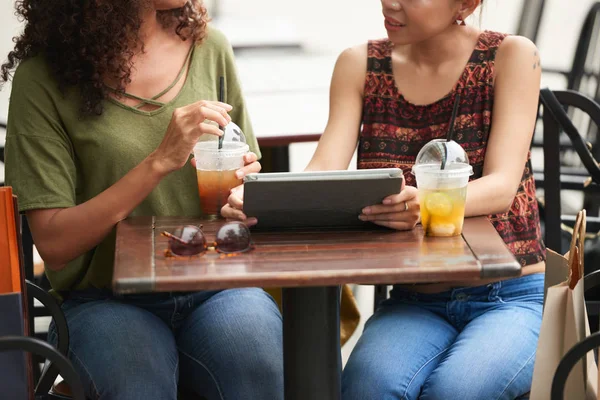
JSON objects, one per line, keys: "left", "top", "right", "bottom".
{"left": 496, "top": 293, "right": 544, "bottom": 305}
{"left": 496, "top": 274, "right": 544, "bottom": 304}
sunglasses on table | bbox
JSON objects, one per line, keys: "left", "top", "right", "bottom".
{"left": 161, "top": 221, "right": 253, "bottom": 257}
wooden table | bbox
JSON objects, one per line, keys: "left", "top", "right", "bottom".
{"left": 113, "top": 216, "right": 521, "bottom": 400}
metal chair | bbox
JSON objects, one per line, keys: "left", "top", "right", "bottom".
{"left": 0, "top": 336, "right": 84, "bottom": 400}
{"left": 538, "top": 89, "right": 600, "bottom": 253}
{"left": 2, "top": 191, "right": 80, "bottom": 399}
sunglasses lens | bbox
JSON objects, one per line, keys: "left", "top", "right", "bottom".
{"left": 169, "top": 225, "right": 206, "bottom": 256}
{"left": 215, "top": 221, "right": 252, "bottom": 253}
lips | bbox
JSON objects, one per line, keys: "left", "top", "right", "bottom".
{"left": 384, "top": 17, "right": 405, "bottom": 31}
{"left": 385, "top": 17, "right": 405, "bottom": 27}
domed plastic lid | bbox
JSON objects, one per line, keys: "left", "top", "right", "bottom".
{"left": 412, "top": 139, "right": 473, "bottom": 177}
{"left": 194, "top": 121, "right": 248, "bottom": 152}
{"left": 222, "top": 121, "right": 247, "bottom": 145}
{"left": 194, "top": 121, "right": 249, "bottom": 155}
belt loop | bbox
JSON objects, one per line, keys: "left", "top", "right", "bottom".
{"left": 487, "top": 281, "right": 501, "bottom": 301}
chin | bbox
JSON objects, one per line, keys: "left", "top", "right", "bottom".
{"left": 386, "top": 29, "right": 433, "bottom": 46}
{"left": 386, "top": 33, "right": 412, "bottom": 46}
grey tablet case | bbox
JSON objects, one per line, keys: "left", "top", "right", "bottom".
{"left": 243, "top": 168, "right": 404, "bottom": 230}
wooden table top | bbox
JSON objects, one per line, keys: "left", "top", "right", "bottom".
{"left": 113, "top": 216, "right": 521, "bottom": 294}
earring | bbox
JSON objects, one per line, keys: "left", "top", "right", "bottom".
{"left": 455, "top": 16, "right": 466, "bottom": 26}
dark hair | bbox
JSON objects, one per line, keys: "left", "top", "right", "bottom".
{"left": 1, "top": 0, "right": 209, "bottom": 116}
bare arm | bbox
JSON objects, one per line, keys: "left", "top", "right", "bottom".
{"left": 304, "top": 45, "right": 367, "bottom": 171}
{"left": 28, "top": 155, "right": 164, "bottom": 271}
{"left": 464, "top": 36, "right": 542, "bottom": 217}
{"left": 223, "top": 44, "right": 419, "bottom": 230}
{"left": 28, "top": 101, "right": 235, "bottom": 271}
{"left": 221, "top": 45, "right": 368, "bottom": 222}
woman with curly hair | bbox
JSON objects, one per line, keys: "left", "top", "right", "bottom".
{"left": 2, "top": 1, "right": 283, "bottom": 399}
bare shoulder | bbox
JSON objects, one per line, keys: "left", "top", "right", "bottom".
{"left": 336, "top": 43, "right": 368, "bottom": 65}
{"left": 332, "top": 43, "right": 368, "bottom": 92}
{"left": 495, "top": 35, "right": 541, "bottom": 74}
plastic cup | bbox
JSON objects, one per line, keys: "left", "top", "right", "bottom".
{"left": 413, "top": 163, "right": 472, "bottom": 237}
{"left": 193, "top": 140, "right": 249, "bottom": 220}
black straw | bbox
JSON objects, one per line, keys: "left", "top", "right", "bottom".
{"left": 441, "top": 92, "right": 462, "bottom": 170}
{"left": 218, "top": 76, "right": 225, "bottom": 150}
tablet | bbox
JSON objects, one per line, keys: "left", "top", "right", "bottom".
{"left": 243, "top": 168, "right": 404, "bottom": 230}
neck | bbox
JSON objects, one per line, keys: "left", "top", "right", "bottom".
{"left": 139, "top": 5, "right": 163, "bottom": 49}
{"left": 404, "top": 25, "right": 474, "bottom": 68}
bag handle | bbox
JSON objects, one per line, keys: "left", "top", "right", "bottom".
{"left": 568, "top": 210, "right": 587, "bottom": 289}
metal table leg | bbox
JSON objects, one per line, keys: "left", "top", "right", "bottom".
{"left": 282, "top": 286, "right": 341, "bottom": 400}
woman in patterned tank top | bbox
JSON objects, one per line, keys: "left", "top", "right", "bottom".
{"left": 223, "top": 0, "right": 543, "bottom": 398}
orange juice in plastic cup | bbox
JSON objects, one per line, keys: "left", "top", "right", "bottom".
{"left": 412, "top": 140, "right": 473, "bottom": 237}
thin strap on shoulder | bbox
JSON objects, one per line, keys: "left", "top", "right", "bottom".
{"left": 366, "top": 39, "right": 394, "bottom": 75}
{"left": 478, "top": 30, "right": 510, "bottom": 55}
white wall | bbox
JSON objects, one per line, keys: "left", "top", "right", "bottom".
{"left": 0, "top": 0, "right": 598, "bottom": 124}
{"left": 1, "top": 0, "right": 598, "bottom": 113}
{"left": 213, "top": 0, "right": 596, "bottom": 66}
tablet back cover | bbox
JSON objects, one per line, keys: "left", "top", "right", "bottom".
{"left": 244, "top": 173, "right": 404, "bottom": 230}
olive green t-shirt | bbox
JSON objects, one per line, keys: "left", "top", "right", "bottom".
{"left": 5, "top": 27, "right": 260, "bottom": 295}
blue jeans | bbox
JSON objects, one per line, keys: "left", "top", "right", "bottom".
{"left": 48, "top": 288, "right": 283, "bottom": 400}
{"left": 342, "top": 274, "right": 544, "bottom": 400}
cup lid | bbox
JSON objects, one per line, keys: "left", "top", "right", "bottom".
{"left": 411, "top": 139, "right": 473, "bottom": 177}
{"left": 222, "top": 121, "right": 247, "bottom": 145}
{"left": 194, "top": 121, "right": 249, "bottom": 154}
{"left": 412, "top": 163, "right": 473, "bottom": 178}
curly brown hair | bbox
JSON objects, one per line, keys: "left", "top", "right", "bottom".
{"left": 1, "top": 0, "right": 209, "bottom": 116}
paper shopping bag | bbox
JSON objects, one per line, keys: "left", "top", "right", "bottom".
{"left": 531, "top": 210, "right": 598, "bottom": 400}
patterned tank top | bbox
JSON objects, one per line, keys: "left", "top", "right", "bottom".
{"left": 358, "top": 30, "right": 545, "bottom": 266}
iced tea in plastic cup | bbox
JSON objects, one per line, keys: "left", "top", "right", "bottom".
{"left": 193, "top": 125, "right": 249, "bottom": 219}
{"left": 412, "top": 140, "right": 473, "bottom": 237}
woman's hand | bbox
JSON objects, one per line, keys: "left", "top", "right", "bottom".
{"left": 150, "top": 100, "right": 233, "bottom": 176}
{"left": 220, "top": 185, "right": 257, "bottom": 225}
{"left": 359, "top": 185, "right": 420, "bottom": 230}
{"left": 190, "top": 152, "right": 261, "bottom": 179}
{"left": 218, "top": 152, "right": 261, "bottom": 225}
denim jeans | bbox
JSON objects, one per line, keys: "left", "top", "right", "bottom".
{"left": 48, "top": 288, "right": 283, "bottom": 400}
{"left": 342, "top": 273, "right": 544, "bottom": 400}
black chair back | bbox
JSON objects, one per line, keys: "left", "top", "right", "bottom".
{"left": 539, "top": 89, "right": 600, "bottom": 254}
